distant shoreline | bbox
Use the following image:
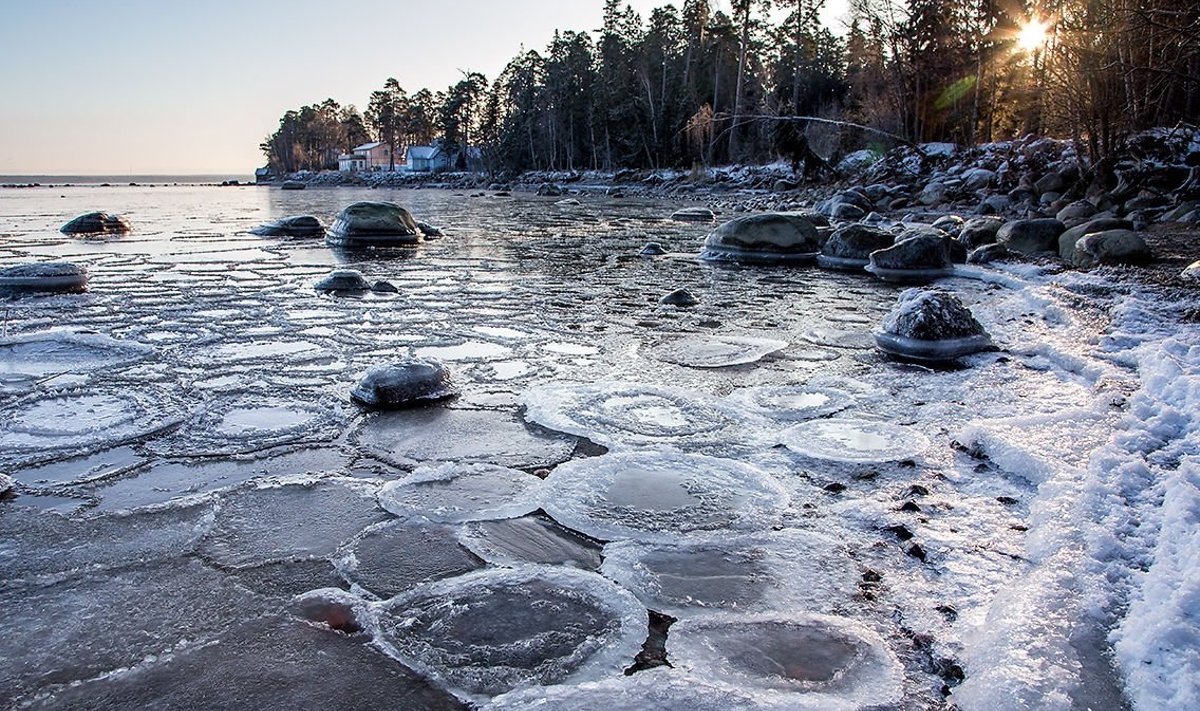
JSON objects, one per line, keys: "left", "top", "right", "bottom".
{"left": 0, "top": 174, "right": 252, "bottom": 187}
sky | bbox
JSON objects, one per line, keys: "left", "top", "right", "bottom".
{"left": 0, "top": 0, "right": 850, "bottom": 176}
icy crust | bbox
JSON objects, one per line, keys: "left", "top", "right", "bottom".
{"left": 351, "top": 359, "right": 457, "bottom": 408}
{"left": 874, "top": 331, "right": 996, "bottom": 362}
{"left": 600, "top": 530, "right": 858, "bottom": 616}
{"left": 334, "top": 519, "right": 483, "bottom": 598}
{"left": 537, "top": 451, "right": 789, "bottom": 542}
{"left": 0, "top": 472, "right": 12, "bottom": 496}
{"left": 779, "top": 418, "right": 932, "bottom": 463}
{"left": 667, "top": 613, "right": 903, "bottom": 707}
{"left": 147, "top": 396, "right": 341, "bottom": 456}
{"left": 485, "top": 670, "right": 770, "bottom": 711}
{"left": 646, "top": 335, "right": 788, "bottom": 368}
{"left": 881, "top": 288, "right": 988, "bottom": 340}
{"left": 0, "top": 390, "right": 182, "bottom": 458}
{"left": 0, "top": 330, "right": 152, "bottom": 384}
{"left": 372, "top": 566, "right": 648, "bottom": 700}
{"left": 0, "top": 261, "right": 89, "bottom": 294}
{"left": 520, "top": 381, "right": 766, "bottom": 451}
{"left": 377, "top": 462, "right": 542, "bottom": 523}
{"left": 459, "top": 514, "right": 605, "bottom": 570}
{"left": 725, "top": 383, "right": 859, "bottom": 421}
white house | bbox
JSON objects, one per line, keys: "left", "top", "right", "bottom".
{"left": 338, "top": 142, "right": 398, "bottom": 172}
{"left": 405, "top": 145, "right": 450, "bottom": 172}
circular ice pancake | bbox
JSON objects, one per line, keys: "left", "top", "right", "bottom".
{"left": 485, "top": 671, "right": 769, "bottom": 711}
{"left": 538, "top": 451, "right": 788, "bottom": 542}
{"left": 373, "top": 566, "right": 647, "bottom": 699}
{"left": 0, "top": 390, "right": 181, "bottom": 456}
{"left": 148, "top": 397, "right": 341, "bottom": 456}
{"left": 0, "top": 331, "right": 151, "bottom": 383}
{"left": 726, "top": 385, "right": 855, "bottom": 421}
{"left": 647, "top": 335, "right": 788, "bottom": 368}
{"left": 778, "top": 418, "right": 930, "bottom": 463}
{"left": 377, "top": 462, "right": 542, "bottom": 523}
{"left": 668, "top": 613, "right": 902, "bottom": 704}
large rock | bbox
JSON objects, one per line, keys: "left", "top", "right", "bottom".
{"left": 996, "top": 218, "right": 1065, "bottom": 255}
{"left": 962, "top": 168, "right": 997, "bottom": 191}
{"left": 671, "top": 207, "right": 716, "bottom": 222}
{"left": 920, "top": 181, "right": 948, "bottom": 206}
{"left": 351, "top": 360, "right": 457, "bottom": 409}
{"left": 1057, "top": 217, "right": 1132, "bottom": 262}
{"left": 314, "top": 269, "right": 371, "bottom": 292}
{"left": 1055, "top": 200, "right": 1097, "bottom": 227}
{"left": 866, "top": 233, "right": 953, "bottom": 283}
{"left": 958, "top": 217, "right": 1004, "bottom": 250}
{"left": 251, "top": 215, "right": 324, "bottom": 237}
{"left": 0, "top": 261, "right": 89, "bottom": 295}
{"left": 1072, "top": 230, "right": 1152, "bottom": 268}
{"left": 817, "top": 224, "right": 894, "bottom": 271}
{"left": 875, "top": 288, "right": 994, "bottom": 362}
{"left": 60, "top": 212, "right": 130, "bottom": 235}
{"left": 1034, "top": 172, "right": 1065, "bottom": 195}
{"left": 698, "top": 213, "right": 822, "bottom": 265}
{"left": 326, "top": 202, "right": 422, "bottom": 248}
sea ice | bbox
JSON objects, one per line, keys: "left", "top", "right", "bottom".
{"left": 335, "top": 519, "right": 483, "bottom": 598}
{"left": 726, "top": 384, "right": 856, "bottom": 421}
{"left": 0, "top": 331, "right": 151, "bottom": 385}
{"left": 373, "top": 566, "right": 647, "bottom": 699}
{"left": 646, "top": 335, "right": 788, "bottom": 368}
{"left": 521, "top": 381, "right": 765, "bottom": 451}
{"left": 149, "top": 396, "right": 340, "bottom": 456}
{"left": 377, "top": 462, "right": 542, "bottom": 523}
{"left": 351, "top": 359, "right": 457, "bottom": 409}
{"left": 779, "top": 418, "right": 932, "bottom": 463}
{"left": 459, "top": 513, "right": 604, "bottom": 570}
{"left": 538, "top": 450, "right": 789, "bottom": 542}
{"left": 353, "top": 407, "right": 577, "bottom": 469}
{"left": 601, "top": 530, "right": 858, "bottom": 616}
{"left": 0, "top": 390, "right": 182, "bottom": 461}
{"left": 667, "top": 613, "right": 903, "bottom": 706}
{"left": 485, "top": 670, "right": 769, "bottom": 711}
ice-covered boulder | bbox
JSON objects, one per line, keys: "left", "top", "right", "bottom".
{"left": 1182, "top": 260, "right": 1200, "bottom": 282}
{"left": 350, "top": 359, "right": 456, "bottom": 408}
{"left": 313, "top": 269, "right": 371, "bottom": 292}
{"left": 325, "top": 201, "right": 422, "bottom": 247}
{"left": 996, "top": 218, "right": 1065, "bottom": 255}
{"left": 1072, "top": 229, "right": 1152, "bottom": 268}
{"left": 865, "top": 233, "right": 953, "bottom": 283}
{"left": 931, "top": 215, "right": 964, "bottom": 235}
{"left": 1057, "top": 217, "right": 1131, "bottom": 262}
{"left": 0, "top": 261, "right": 89, "bottom": 296}
{"left": 699, "top": 213, "right": 821, "bottom": 265}
{"left": 60, "top": 212, "right": 130, "bottom": 235}
{"left": 659, "top": 288, "right": 698, "bottom": 306}
{"left": 920, "top": 181, "right": 947, "bottom": 206}
{"left": 671, "top": 206, "right": 715, "bottom": 222}
{"left": 641, "top": 242, "right": 667, "bottom": 256}
{"left": 251, "top": 215, "right": 324, "bottom": 237}
{"left": 0, "top": 473, "right": 12, "bottom": 497}
{"left": 816, "top": 224, "right": 894, "bottom": 271}
{"left": 416, "top": 221, "right": 445, "bottom": 238}
{"left": 874, "top": 288, "right": 994, "bottom": 361}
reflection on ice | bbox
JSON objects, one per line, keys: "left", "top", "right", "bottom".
{"left": 374, "top": 566, "right": 647, "bottom": 699}
{"left": 539, "top": 451, "right": 789, "bottom": 542}
{"left": 336, "top": 519, "right": 483, "bottom": 598}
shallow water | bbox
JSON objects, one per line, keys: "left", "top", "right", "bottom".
{"left": 0, "top": 184, "right": 1130, "bottom": 708}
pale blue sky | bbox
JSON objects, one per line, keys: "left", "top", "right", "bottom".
{"left": 0, "top": 0, "right": 849, "bottom": 175}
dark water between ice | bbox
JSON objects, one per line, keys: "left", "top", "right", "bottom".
{"left": 0, "top": 184, "right": 1120, "bottom": 709}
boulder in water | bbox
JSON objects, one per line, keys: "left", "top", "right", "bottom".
{"left": 699, "top": 213, "right": 821, "bottom": 265}
{"left": 874, "top": 288, "right": 994, "bottom": 362}
{"left": 996, "top": 218, "right": 1065, "bottom": 255}
{"left": 865, "top": 233, "right": 953, "bottom": 283}
{"left": 660, "top": 288, "right": 699, "bottom": 307}
{"left": 251, "top": 215, "right": 324, "bottom": 237}
{"left": 60, "top": 212, "right": 130, "bottom": 235}
{"left": 281, "top": 181, "right": 306, "bottom": 190}
{"left": 640, "top": 242, "right": 667, "bottom": 256}
{"left": 326, "top": 201, "right": 422, "bottom": 248}
{"left": 0, "top": 261, "right": 89, "bottom": 296}
{"left": 351, "top": 359, "right": 456, "bottom": 409}
{"left": 416, "top": 221, "right": 445, "bottom": 238}
{"left": 1057, "top": 217, "right": 1131, "bottom": 262}
{"left": 817, "top": 224, "right": 894, "bottom": 271}
{"left": 314, "top": 269, "right": 371, "bottom": 292}
{"left": 672, "top": 206, "right": 715, "bottom": 222}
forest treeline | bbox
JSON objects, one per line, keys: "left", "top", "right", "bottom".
{"left": 261, "top": 0, "right": 1199, "bottom": 176}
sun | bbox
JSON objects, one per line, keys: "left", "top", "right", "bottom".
{"left": 1017, "top": 17, "right": 1050, "bottom": 52}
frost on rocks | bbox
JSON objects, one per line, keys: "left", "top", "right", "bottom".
{"left": 538, "top": 451, "right": 789, "bottom": 542}
{"left": 377, "top": 462, "right": 542, "bottom": 523}
{"left": 198, "top": 479, "right": 390, "bottom": 568}
{"left": 779, "top": 418, "right": 932, "bottom": 463}
{"left": 647, "top": 335, "right": 788, "bottom": 368}
{"left": 875, "top": 288, "right": 994, "bottom": 362}
{"left": 354, "top": 408, "right": 576, "bottom": 469}
{"left": 351, "top": 359, "right": 457, "bottom": 409}
{"left": 668, "top": 614, "right": 903, "bottom": 706}
{"left": 373, "top": 566, "right": 647, "bottom": 699}
{"left": 459, "top": 513, "right": 604, "bottom": 570}
{"left": 0, "top": 261, "right": 89, "bottom": 295}
{"left": 601, "top": 530, "right": 858, "bottom": 617}
{"left": 335, "top": 519, "right": 483, "bottom": 598}
{"left": 520, "top": 381, "right": 764, "bottom": 451}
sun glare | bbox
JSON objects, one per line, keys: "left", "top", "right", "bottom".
{"left": 1018, "top": 17, "right": 1050, "bottom": 52}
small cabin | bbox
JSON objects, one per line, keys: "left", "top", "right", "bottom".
{"left": 339, "top": 142, "right": 397, "bottom": 172}
{"left": 405, "top": 145, "right": 449, "bottom": 172}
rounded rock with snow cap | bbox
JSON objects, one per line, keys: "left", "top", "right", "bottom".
{"left": 351, "top": 359, "right": 457, "bottom": 408}
{"left": 865, "top": 232, "right": 953, "bottom": 283}
{"left": 874, "top": 287, "right": 994, "bottom": 362}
